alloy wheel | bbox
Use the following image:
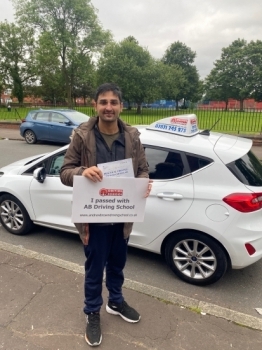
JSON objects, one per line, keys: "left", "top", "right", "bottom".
{"left": 0, "top": 199, "right": 24, "bottom": 231}
{"left": 173, "top": 238, "right": 217, "bottom": 280}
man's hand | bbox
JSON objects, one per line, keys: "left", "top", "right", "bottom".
{"left": 145, "top": 180, "right": 153, "bottom": 198}
{"left": 82, "top": 166, "right": 103, "bottom": 182}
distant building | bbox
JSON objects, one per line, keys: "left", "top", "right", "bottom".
{"left": 0, "top": 89, "right": 12, "bottom": 104}
{"left": 198, "top": 98, "right": 262, "bottom": 110}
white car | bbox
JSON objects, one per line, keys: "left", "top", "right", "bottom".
{"left": 1, "top": 114, "right": 262, "bottom": 286}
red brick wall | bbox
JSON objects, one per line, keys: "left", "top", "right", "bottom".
{"left": 0, "top": 123, "right": 20, "bottom": 130}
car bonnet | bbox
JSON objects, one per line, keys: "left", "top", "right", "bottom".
{"left": 0, "top": 154, "right": 47, "bottom": 174}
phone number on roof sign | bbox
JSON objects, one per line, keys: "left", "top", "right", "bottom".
{"left": 154, "top": 123, "right": 186, "bottom": 133}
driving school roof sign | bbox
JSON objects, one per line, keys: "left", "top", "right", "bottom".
{"left": 147, "top": 114, "right": 199, "bottom": 136}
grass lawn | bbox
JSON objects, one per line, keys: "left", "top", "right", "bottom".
{"left": 1, "top": 106, "right": 262, "bottom": 134}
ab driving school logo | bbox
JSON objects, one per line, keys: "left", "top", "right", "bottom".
{"left": 170, "top": 117, "right": 188, "bottom": 125}
{"left": 99, "top": 188, "right": 123, "bottom": 196}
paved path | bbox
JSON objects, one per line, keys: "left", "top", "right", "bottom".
{"left": 1, "top": 242, "right": 262, "bottom": 350}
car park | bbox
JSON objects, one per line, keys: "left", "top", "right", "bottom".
{"left": 2, "top": 114, "right": 262, "bottom": 286}
{"left": 20, "top": 109, "right": 90, "bottom": 144}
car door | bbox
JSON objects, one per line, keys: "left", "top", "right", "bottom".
{"left": 32, "top": 111, "right": 51, "bottom": 140}
{"left": 130, "top": 147, "right": 194, "bottom": 247}
{"left": 29, "top": 151, "right": 74, "bottom": 230}
{"left": 49, "top": 112, "right": 74, "bottom": 143}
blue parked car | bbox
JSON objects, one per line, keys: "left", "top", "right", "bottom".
{"left": 20, "top": 109, "right": 90, "bottom": 144}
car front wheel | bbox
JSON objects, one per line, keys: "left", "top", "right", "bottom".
{"left": 24, "top": 130, "right": 37, "bottom": 144}
{"left": 165, "top": 231, "right": 228, "bottom": 286}
{"left": 0, "top": 194, "right": 33, "bottom": 235}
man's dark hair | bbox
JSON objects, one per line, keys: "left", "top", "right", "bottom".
{"left": 94, "top": 83, "right": 123, "bottom": 102}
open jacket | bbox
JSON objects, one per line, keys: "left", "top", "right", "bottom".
{"left": 60, "top": 117, "right": 149, "bottom": 245}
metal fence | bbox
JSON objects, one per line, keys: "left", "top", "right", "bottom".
{"left": 1, "top": 105, "right": 262, "bottom": 133}
{"left": 74, "top": 107, "right": 262, "bottom": 133}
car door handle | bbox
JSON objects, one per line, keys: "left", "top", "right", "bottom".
{"left": 157, "top": 192, "right": 183, "bottom": 200}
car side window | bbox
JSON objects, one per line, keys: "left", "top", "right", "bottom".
{"left": 186, "top": 154, "right": 213, "bottom": 172}
{"left": 51, "top": 113, "right": 68, "bottom": 124}
{"left": 29, "top": 112, "right": 37, "bottom": 119}
{"left": 33, "top": 112, "right": 50, "bottom": 122}
{"left": 49, "top": 153, "right": 65, "bottom": 175}
{"left": 22, "top": 159, "right": 49, "bottom": 175}
{"left": 22, "top": 151, "right": 66, "bottom": 176}
{"left": 145, "top": 147, "right": 184, "bottom": 180}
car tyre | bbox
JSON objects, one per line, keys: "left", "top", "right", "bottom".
{"left": 165, "top": 231, "right": 228, "bottom": 286}
{"left": 24, "top": 130, "right": 37, "bottom": 144}
{"left": 0, "top": 194, "right": 34, "bottom": 235}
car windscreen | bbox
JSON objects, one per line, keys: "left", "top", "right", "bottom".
{"left": 65, "top": 111, "right": 90, "bottom": 123}
{"left": 226, "top": 151, "right": 262, "bottom": 186}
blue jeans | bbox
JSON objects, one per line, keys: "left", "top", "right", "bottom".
{"left": 83, "top": 223, "right": 128, "bottom": 314}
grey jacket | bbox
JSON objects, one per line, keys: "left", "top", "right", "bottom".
{"left": 60, "top": 117, "right": 149, "bottom": 245}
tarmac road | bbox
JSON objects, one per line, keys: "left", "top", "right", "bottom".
{"left": 1, "top": 132, "right": 262, "bottom": 348}
{"left": 1, "top": 137, "right": 262, "bottom": 322}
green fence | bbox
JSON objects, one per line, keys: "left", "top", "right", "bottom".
{"left": 1, "top": 105, "right": 262, "bottom": 134}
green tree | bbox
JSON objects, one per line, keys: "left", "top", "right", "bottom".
{"left": 162, "top": 41, "right": 196, "bottom": 68}
{"left": 204, "top": 39, "right": 262, "bottom": 111}
{"left": 70, "top": 46, "right": 96, "bottom": 105}
{"left": 204, "top": 62, "right": 235, "bottom": 111}
{"left": 39, "top": 71, "right": 66, "bottom": 104}
{"left": 97, "top": 37, "right": 160, "bottom": 114}
{"left": 36, "top": 31, "right": 96, "bottom": 105}
{"left": 0, "top": 75, "right": 5, "bottom": 106}
{"left": 13, "top": 0, "right": 111, "bottom": 106}
{"left": 155, "top": 61, "right": 185, "bottom": 107}
{"left": 0, "top": 21, "right": 36, "bottom": 103}
{"left": 72, "top": 60, "right": 96, "bottom": 106}
{"left": 247, "top": 40, "right": 262, "bottom": 102}
{"left": 162, "top": 41, "right": 202, "bottom": 108}
{"left": 35, "top": 32, "right": 66, "bottom": 103}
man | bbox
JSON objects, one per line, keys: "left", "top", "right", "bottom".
{"left": 60, "top": 83, "right": 151, "bottom": 347}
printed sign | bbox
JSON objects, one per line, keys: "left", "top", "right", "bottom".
{"left": 72, "top": 177, "right": 148, "bottom": 223}
{"left": 147, "top": 114, "right": 199, "bottom": 136}
{"left": 97, "top": 158, "right": 134, "bottom": 178}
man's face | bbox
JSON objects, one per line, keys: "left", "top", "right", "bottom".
{"left": 95, "top": 91, "right": 123, "bottom": 123}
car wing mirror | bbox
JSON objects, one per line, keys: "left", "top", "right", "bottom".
{"left": 33, "top": 167, "right": 47, "bottom": 183}
{"left": 65, "top": 121, "right": 72, "bottom": 126}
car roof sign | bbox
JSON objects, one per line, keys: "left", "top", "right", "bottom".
{"left": 146, "top": 114, "right": 199, "bottom": 137}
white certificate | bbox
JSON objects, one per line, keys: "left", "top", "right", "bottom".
{"left": 97, "top": 158, "right": 134, "bottom": 178}
{"left": 72, "top": 176, "right": 148, "bottom": 223}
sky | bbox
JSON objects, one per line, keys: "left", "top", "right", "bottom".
{"left": 0, "top": 0, "right": 261, "bottom": 79}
